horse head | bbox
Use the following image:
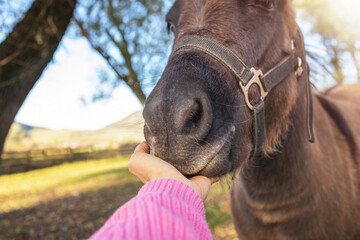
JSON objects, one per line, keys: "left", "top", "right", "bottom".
{"left": 143, "top": 0, "right": 309, "bottom": 177}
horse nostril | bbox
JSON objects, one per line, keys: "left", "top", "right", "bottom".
{"left": 182, "top": 99, "right": 203, "bottom": 134}
{"left": 177, "top": 97, "right": 212, "bottom": 140}
{"left": 143, "top": 86, "right": 213, "bottom": 147}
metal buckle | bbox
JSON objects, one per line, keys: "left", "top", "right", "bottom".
{"left": 295, "top": 57, "right": 303, "bottom": 77}
{"left": 292, "top": 40, "right": 303, "bottom": 77}
{"left": 239, "top": 68, "right": 268, "bottom": 110}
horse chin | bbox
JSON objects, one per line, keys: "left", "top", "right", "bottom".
{"left": 196, "top": 139, "right": 234, "bottom": 178}
{"left": 171, "top": 126, "right": 235, "bottom": 178}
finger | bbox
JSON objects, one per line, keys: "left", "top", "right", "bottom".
{"left": 128, "top": 153, "right": 150, "bottom": 181}
{"left": 129, "top": 149, "right": 181, "bottom": 184}
{"left": 129, "top": 142, "right": 150, "bottom": 179}
{"left": 189, "top": 176, "right": 212, "bottom": 201}
{"left": 210, "top": 177, "right": 220, "bottom": 184}
{"left": 134, "top": 141, "right": 150, "bottom": 154}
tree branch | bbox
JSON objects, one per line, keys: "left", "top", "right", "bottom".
{"left": 74, "top": 17, "right": 129, "bottom": 83}
{"left": 306, "top": 50, "right": 339, "bottom": 83}
{"left": 74, "top": 17, "right": 146, "bottom": 105}
{"left": 106, "top": 0, "right": 139, "bottom": 83}
{"left": 348, "top": 42, "right": 360, "bottom": 81}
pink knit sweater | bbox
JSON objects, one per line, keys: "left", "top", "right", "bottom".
{"left": 89, "top": 179, "right": 212, "bottom": 240}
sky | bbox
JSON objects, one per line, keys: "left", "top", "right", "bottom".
{"left": 15, "top": 37, "right": 144, "bottom": 130}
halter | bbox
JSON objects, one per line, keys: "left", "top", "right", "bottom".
{"left": 172, "top": 35, "right": 315, "bottom": 159}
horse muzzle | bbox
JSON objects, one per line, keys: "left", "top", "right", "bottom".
{"left": 143, "top": 52, "right": 236, "bottom": 177}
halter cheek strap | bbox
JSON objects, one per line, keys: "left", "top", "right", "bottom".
{"left": 172, "top": 35, "right": 314, "bottom": 159}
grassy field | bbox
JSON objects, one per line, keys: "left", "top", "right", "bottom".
{"left": 0, "top": 156, "right": 237, "bottom": 240}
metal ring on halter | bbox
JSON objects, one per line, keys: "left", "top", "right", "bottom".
{"left": 239, "top": 68, "right": 268, "bottom": 110}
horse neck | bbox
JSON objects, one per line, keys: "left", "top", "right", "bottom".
{"left": 238, "top": 76, "right": 314, "bottom": 200}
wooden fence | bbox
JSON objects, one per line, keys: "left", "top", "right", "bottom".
{"left": 0, "top": 143, "right": 138, "bottom": 175}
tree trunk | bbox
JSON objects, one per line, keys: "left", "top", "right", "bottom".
{"left": 0, "top": 0, "right": 77, "bottom": 159}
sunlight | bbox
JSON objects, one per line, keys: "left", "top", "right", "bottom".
{"left": 331, "top": 0, "right": 360, "bottom": 31}
{"left": 0, "top": 157, "right": 132, "bottom": 213}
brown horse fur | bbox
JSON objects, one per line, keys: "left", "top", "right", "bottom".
{"left": 143, "top": 0, "right": 360, "bottom": 239}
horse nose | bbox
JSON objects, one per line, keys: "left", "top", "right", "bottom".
{"left": 143, "top": 89, "right": 213, "bottom": 145}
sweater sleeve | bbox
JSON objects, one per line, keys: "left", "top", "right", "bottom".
{"left": 88, "top": 179, "right": 212, "bottom": 240}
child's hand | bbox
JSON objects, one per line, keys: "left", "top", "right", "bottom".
{"left": 128, "top": 141, "right": 218, "bottom": 201}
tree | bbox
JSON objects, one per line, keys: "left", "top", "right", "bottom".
{"left": 0, "top": 0, "right": 77, "bottom": 158}
{"left": 74, "top": 0, "right": 172, "bottom": 105}
{"left": 295, "top": 0, "right": 360, "bottom": 85}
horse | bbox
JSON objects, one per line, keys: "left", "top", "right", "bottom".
{"left": 142, "top": 0, "right": 360, "bottom": 239}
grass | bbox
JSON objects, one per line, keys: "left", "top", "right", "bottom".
{"left": 0, "top": 157, "right": 134, "bottom": 213}
{"left": 0, "top": 156, "right": 236, "bottom": 240}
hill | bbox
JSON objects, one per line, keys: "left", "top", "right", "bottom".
{"left": 4, "top": 111, "right": 144, "bottom": 151}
